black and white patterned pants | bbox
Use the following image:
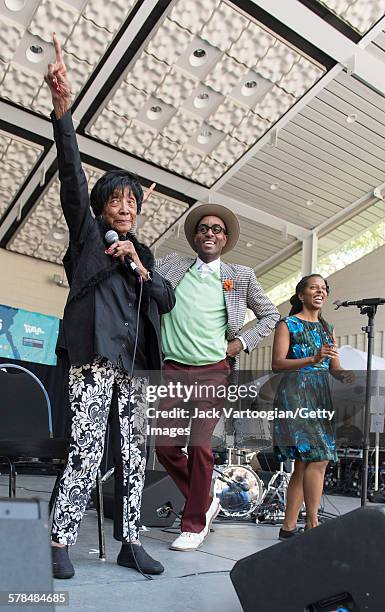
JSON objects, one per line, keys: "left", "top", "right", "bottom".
{"left": 51, "top": 356, "right": 147, "bottom": 545}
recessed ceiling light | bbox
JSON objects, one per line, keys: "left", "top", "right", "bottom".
{"left": 270, "top": 183, "right": 279, "bottom": 190}
{"left": 26, "top": 44, "right": 45, "bottom": 64}
{"left": 229, "top": 70, "right": 273, "bottom": 110}
{"left": 306, "top": 199, "right": 315, "bottom": 206}
{"left": 4, "top": 0, "right": 26, "bottom": 11}
{"left": 52, "top": 231, "right": 65, "bottom": 240}
{"left": 186, "top": 124, "right": 225, "bottom": 155}
{"left": 346, "top": 113, "right": 358, "bottom": 124}
{"left": 241, "top": 80, "right": 258, "bottom": 97}
{"left": 146, "top": 105, "right": 163, "bottom": 120}
{"left": 190, "top": 48, "right": 207, "bottom": 67}
{"left": 193, "top": 92, "right": 210, "bottom": 108}
{"left": 135, "top": 97, "right": 177, "bottom": 133}
{"left": 183, "top": 86, "right": 224, "bottom": 121}
{"left": 197, "top": 129, "right": 212, "bottom": 144}
{"left": 177, "top": 38, "right": 222, "bottom": 81}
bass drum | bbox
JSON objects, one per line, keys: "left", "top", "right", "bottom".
{"left": 214, "top": 464, "right": 264, "bottom": 518}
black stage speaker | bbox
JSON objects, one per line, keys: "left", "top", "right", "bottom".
{"left": 231, "top": 506, "right": 385, "bottom": 612}
{"left": 96, "top": 469, "right": 184, "bottom": 527}
{"left": 0, "top": 499, "right": 53, "bottom": 612}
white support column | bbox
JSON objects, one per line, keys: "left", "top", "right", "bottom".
{"left": 301, "top": 232, "right": 318, "bottom": 276}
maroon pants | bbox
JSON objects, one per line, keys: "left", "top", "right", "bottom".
{"left": 155, "top": 359, "right": 230, "bottom": 533}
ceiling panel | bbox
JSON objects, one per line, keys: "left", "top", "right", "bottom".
{"left": 0, "top": 129, "right": 43, "bottom": 220}
{"left": 315, "top": 0, "right": 385, "bottom": 35}
{"left": 87, "top": 0, "right": 326, "bottom": 187}
{"left": 0, "top": 0, "right": 138, "bottom": 116}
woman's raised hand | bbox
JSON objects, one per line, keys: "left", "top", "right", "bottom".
{"left": 44, "top": 33, "right": 72, "bottom": 118}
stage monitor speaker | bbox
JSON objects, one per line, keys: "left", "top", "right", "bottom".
{"left": 95, "top": 469, "right": 184, "bottom": 528}
{"left": 230, "top": 506, "right": 385, "bottom": 612}
{"left": 0, "top": 499, "right": 53, "bottom": 612}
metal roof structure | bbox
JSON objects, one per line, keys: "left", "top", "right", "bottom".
{"left": 0, "top": 0, "right": 384, "bottom": 294}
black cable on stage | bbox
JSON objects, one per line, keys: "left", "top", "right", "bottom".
{"left": 124, "top": 275, "right": 153, "bottom": 581}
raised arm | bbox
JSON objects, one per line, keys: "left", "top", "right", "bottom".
{"left": 44, "top": 33, "right": 91, "bottom": 242}
{"left": 44, "top": 33, "right": 71, "bottom": 120}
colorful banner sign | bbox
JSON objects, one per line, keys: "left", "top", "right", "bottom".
{"left": 0, "top": 304, "right": 59, "bottom": 365}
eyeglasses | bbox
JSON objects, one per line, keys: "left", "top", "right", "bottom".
{"left": 196, "top": 223, "right": 227, "bottom": 235}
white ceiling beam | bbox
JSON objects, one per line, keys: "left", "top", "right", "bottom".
{"left": 313, "top": 181, "right": 385, "bottom": 238}
{"left": 0, "top": 100, "right": 209, "bottom": 201}
{"left": 2, "top": 102, "right": 314, "bottom": 241}
{"left": 251, "top": 1, "right": 385, "bottom": 94}
{"left": 0, "top": 101, "right": 53, "bottom": 140}
{"left": 77, "top": 134, "right": 209, "bottom": 201}
{"left": 254, "top": 240, "right": 301, "bottom": 276}
{"left": 253, "top": 181, "right": 385, "bottom": 280}
{"left": 203, "top": 193, "right": 310, "bottom": 239}
{"left": 151, "top": 192, "right": 312, "bottom": 251}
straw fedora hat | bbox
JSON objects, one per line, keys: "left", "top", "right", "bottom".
{"left": 184, "top": 203, "right": 240, "bottom": 255}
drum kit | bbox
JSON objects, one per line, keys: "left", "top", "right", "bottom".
{"left": 211, "top": 376, "right": 295, "bottom": 524}
{"left": 212, "top": 449, "right": 294, "bottom": 524}
{"left": 324, "top": 446, "right": 385, "bottom": 497}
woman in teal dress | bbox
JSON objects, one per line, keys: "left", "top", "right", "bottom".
{"left": 272, "top": 274, "right": 351, "bottom": 538}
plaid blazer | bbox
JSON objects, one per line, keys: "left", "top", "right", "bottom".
{"left": 155, "top": 253, "right": 280, "bottom": 370}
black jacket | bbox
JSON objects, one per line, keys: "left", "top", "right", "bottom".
{"left": 52, "top": 111, "right": 175, "bottom": 369}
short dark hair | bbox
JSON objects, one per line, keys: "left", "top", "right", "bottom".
{"left": 90, "top": 170, "right": 144, "bottom": 217}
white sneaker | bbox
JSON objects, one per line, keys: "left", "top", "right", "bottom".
{"left": 170, "top": 531, "right": 205, "bottom": 551}
{"left": 202, "top": 496, "right": 220, "bottom": 538}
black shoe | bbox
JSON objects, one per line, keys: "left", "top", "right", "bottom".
{"left": 117, "top": 543, "right": 164, "bottom": 575}
{"left": 278, "top": 527, "right": 303, "bottom": 541}
{"left": 51, "top": 546, "right": 75, "bottom": 579}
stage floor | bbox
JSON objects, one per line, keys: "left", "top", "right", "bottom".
{"left": 0, "top": 475, "right": 362, "bottom": 612}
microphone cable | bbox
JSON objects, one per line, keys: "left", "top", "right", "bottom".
{"left": 103, "top": 231, "right": 153, "bottom": 578}
{"left": 124, "top": 275, "right": 153, "bottom": 581}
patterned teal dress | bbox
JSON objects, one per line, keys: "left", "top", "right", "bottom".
{"left": 273, "top": 316, "right": 337, "bottom": 463}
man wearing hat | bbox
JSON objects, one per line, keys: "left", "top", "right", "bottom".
{"left": 155, "top": 204, "right": 279, "bottom": 551}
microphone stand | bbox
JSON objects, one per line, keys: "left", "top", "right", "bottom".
{"left": 335, "top": 298, "right": 385, "bottom": 506}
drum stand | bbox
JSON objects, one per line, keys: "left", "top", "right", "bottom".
{"left": 334, "top": 297, "right": 385, "bottom": 505}
{"left": 254, "top": 461, "right": 293, "bottom": 524}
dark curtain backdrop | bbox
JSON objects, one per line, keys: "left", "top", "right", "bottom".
{"left": 0, "top": 352, "right": 71, "bottom": 439}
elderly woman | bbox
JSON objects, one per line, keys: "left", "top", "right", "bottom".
{"left": 45, "top": 35, "right": 175, "bottom": 578}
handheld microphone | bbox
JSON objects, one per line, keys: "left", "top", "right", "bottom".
{"left": 104, "top": 230, "right": 141, "bottom": 277}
